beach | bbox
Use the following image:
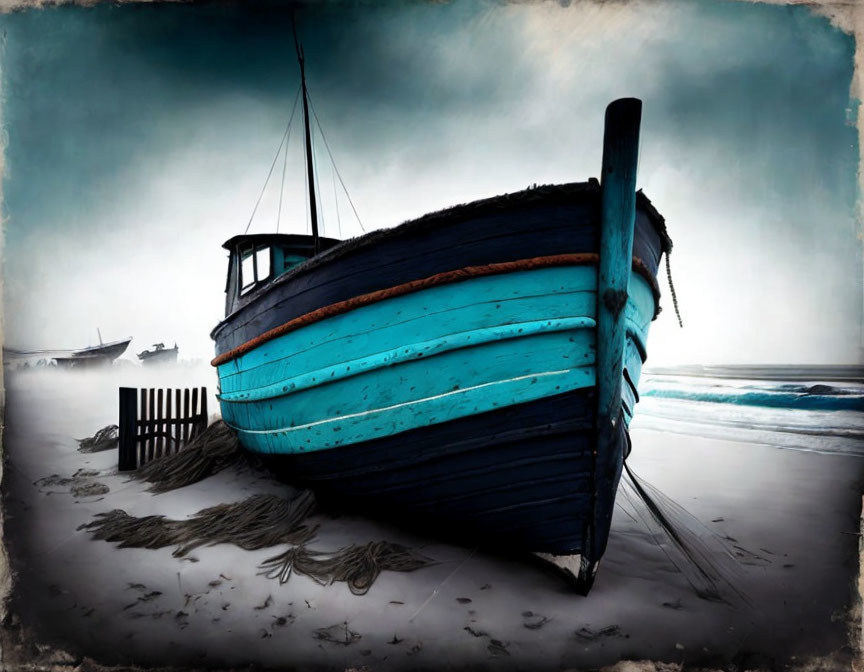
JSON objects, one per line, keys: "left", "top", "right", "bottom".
{"left": 2, "top": 366, "right": 862, "bottom": 670}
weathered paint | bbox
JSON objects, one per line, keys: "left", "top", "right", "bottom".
{"left": 216, "top": 265, "right": 655, "bottom": 453}
{"left": 209, "top": 100, "right": 667, "bottom": 565}
{"left": 596, "top": 98, "right": 641, "bottom": 441}
{"left": 586, "top": 97, "right": 642, "bottom": 583}
{"left": 262, "top": 386, "right": 625, "bottom": 556}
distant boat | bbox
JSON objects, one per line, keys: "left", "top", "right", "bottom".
{"left": 55, "top": 336, "right": 132, "bottom": 368}
{"left": 209, "top": 38, "right": 671, "bottom": 591}
{"left": 138, "top": 342, "right": 179, "bottom": 365}
{"left": 6, "top": 330, "right": 131, "bottom": 369}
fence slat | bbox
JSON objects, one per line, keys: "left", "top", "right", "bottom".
{"left": 174, "top": 389, "right": 182, "bottom": 456}
{"left": 191, "top": 388, "right": 200, "bottom": 441}
{"left": 183, "top": 389, "right": 191, "bottom": 443}
{"left": 199, "top": 386, "right": 208, "bottom": 436}
{"left": 118, "top": 388, "right": 138, "bottom": 471}
{"left": 156, "top": 388, "right": 164, "bottom": 459}
{"left": 165, "top": 388, "right": 173, "bottom": 458}
{"left": 147, "top": 388, "right": 156, "bottom": 462}
{"left": 138, "top": 387, "right": 147, "bottom": 467}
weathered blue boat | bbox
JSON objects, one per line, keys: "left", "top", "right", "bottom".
{"left": 210, "top": 80, "right": 670, "bottom": 589}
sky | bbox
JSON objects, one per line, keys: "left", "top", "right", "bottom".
{"left": 0, "top": 0, "right": 858, "bottom": 365}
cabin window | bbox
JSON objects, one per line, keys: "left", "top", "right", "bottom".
{"left": 256, "top": 246, "right": 271, "bottom": 281}
{"left": 240, "top": 247, "right": 256, "bottom": 295}
{"left": 239, "top": 244, "right": 273, "bottom": 296}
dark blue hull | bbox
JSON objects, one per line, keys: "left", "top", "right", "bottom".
{"left": 264, "top": 387, "right": 627, "bottom": 557}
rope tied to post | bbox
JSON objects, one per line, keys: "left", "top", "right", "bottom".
{"left": 665, "top": 251, "right": 683, "bottom": 328}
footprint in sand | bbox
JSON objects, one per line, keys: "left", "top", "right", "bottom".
{"left": 522, "top": 610, "right": 551, "bottom": 630}
{"left": 487, "top": 639, "right": 510, "bottom": 656}
{"left": 175, "top": 611, "right": 190, "bottom": 629}
{"left": 122, "top": 590, "right": 162, "bottom": 611}
{"left": 574, "top": 625, "right": 629, "bottom": 641}
{"left": 313, "top": 622, "right": 361, "bottom": 646}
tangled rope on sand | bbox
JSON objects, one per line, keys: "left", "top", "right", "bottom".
{"left": 135, "top": 420, "right": 243, "bottom": 493}
{"left": 259, "top": 541, "right": 435, "bottom": 595}
{"left": 80, "top": 490, "right": 433, "bottom": 592}
{"left": 79, "top": 491, "right": 318, "bottom": 557}
{"left": 175, "top": 491, "right": 318, "bottom": 556}
{"left": 78, "top": 425, "right": 119, "bottom": 453}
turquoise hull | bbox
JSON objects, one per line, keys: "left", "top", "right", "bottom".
{"left": 210, "top": 176, "right": 670, "bottom": 567}
{"left": 217, "top": 266, "right": 654, "bottom": 454}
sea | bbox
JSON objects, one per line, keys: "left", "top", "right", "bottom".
{"left": 635, "top": 365, "right": 864, "bottom": 457}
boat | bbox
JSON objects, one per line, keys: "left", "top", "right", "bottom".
{"left": 209, "top": 40, "right": 671, "bottom": 591}
{"left": 6, "top": 330, "right": 132, "bottom": 369}
{"left": 138, "top": 342, "right": 179, "bottom": 366}
{"left": 56, "top": 336, "right": 132, "bottom": 368}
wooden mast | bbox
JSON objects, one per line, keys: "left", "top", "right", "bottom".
{"left": 294, "top": 22, "right": 320, "bottom": 254}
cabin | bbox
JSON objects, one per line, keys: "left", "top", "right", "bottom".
{"left": 222, "top": 233, "right": 341, "bottom": 316}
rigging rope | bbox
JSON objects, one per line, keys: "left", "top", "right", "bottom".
{"left": 303, "top": 130, "right": 310, "bottom": 235}
{"left": 332, "top": 163, "right": 342, "bottom": 238}
{"left": 276, "top": 107, "right": 292, "bottom": 234}
{"left": 307, "top": 93, "right": 366, "bottom": 233}
{"left": 312, "top": 125, "right": 325, "bottom": 238}
{"left": 244, "top": 85, "right": 302, "bottom": 235}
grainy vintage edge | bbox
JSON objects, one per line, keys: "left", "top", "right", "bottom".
{"left": 0, "top": 21, "right": 12, "bottom": 666}
{"left": 0, "top": 1, "right": 858, "bottom": 671}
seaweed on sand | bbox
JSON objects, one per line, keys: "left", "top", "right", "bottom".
{"left": 78, "top": 425, "right": 119, "bottom": 453}
{"left": 79, "top": 491, "right": 317, "bottom": 556}
{"left": 135, "top": 420, "right": 242, "bottom": 493}
{"left": 259, "top": 541, "right": 435, "bottom": 595}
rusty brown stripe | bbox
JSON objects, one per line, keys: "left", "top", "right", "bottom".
{"left": 212, "top": 253, "right": 659, "bottom": 367}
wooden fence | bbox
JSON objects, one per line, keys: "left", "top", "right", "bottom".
{"left": 118, "top": 386, "right": 208, "bottom": 471}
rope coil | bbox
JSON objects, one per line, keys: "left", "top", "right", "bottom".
{"left": 664, "top": 252, "right": 683, "bottom": 328}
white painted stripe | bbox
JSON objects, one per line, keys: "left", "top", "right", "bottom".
{"left": 223, "top": 369, "right": 574, "bottom": 436}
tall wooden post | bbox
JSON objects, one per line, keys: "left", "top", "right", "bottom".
{"left": 596, "top": 99, "right": 641, "bottom": 442}
{"left": 584, "top": 98, "right": 642, "bottom": 589}
{"left": 118, "top": 387, "right": 138, "bottom": 471}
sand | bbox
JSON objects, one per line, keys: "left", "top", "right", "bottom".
{"left": 2, "top": 366, "right": 862, "bottom": 670}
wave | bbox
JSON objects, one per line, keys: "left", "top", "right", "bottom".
{"left": 633, "top": 373, "right": 864, "bottom": 456}
{"left": 641, "top": 375, "right": 864, "bottom": 412}
{"left": 643, "top": 387, "right": 864, "bottom": 412}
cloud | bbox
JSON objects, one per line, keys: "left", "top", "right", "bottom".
{"left": 0, "top": 0, "right": 859, "bottom": 364}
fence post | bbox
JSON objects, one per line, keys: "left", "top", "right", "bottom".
{"left": 199, "top": 386, "right": 208, "bottom": 433}
{"left": 118, "top": 387, "right": 138, "bottom": 471}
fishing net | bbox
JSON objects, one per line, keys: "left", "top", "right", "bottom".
{"left": 135, "top": 420, "right": 243, "bottom": 493}
{"left": 78, "top": 425, "right": 119, "bottom": 453}
{"left": 619, "top": 461, "right": 749, "bottom": 606}
{"left": 259, "top": 541, "right": 435, "bottom": 595}
{"left": 79, "top": 492, "right": 318, "bottom": 557}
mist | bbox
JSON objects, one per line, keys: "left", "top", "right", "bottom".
{"left": 1, "top": 0, "right": 858, "bottom": 365}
